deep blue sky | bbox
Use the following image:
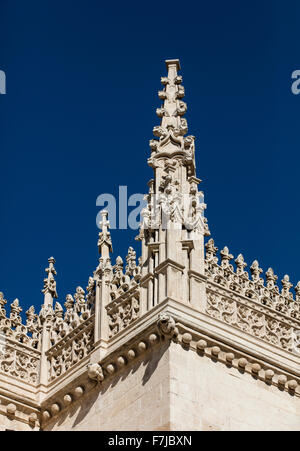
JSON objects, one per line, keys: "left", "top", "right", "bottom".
{"left": 1, "top": 0, "right": 299, "bottom": 313}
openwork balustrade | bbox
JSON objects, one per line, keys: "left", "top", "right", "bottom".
{"left": 47, "top": 316, "right": 94, "bottom": 382}
{"left": 49, "top": 282, "right": 95, "bottom": 347}
{"left": 205, "top": 239, "right": 300, "bottom": 353}
{"left": 45, "top": 281, "right": 95, "bottom": 381}
{"left": 104, "top": 247, "right": 142, "bottom": 338}
{"left": 0, "top": 335, "right": 40, "bottom": 385}
{"left": 107, "top": 289, "right": 140, "bottom": 338}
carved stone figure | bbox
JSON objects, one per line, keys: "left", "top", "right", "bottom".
{"left": 87, "top": 363, "right": 104, "bottom": 383}
{"left": 157, "top": 314, "right": 178, "bottom": 338}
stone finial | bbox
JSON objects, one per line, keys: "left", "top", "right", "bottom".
{"left": 265, "top": 267, "right": 278, "bottom": 290}
{"left": 74, "top": 286, "right": 85, "bottom": 304}
{"left": 98, "top": 210, "right": 113, "bottom": 254}
{"left": 42, "top": 257, "right": 58, "bottom": 301}
{"left": 86, "top": 276, "right": 94, "bottom": 292}
{"left": 125, "top": 246, "right": 137, "bottom": 276}
{"left": 10, "top": 298, "right": 22, "bottom": 325}
{"left": 25, "top": 305, "right": 38, "bottom": 328}
{"left": 26, "top": 305, "right": 35, "bottom": 319}
{"left": 152, "top": 58, "right": 188, "bottom": 140}
{"left": 205, "top": 238, "right": 218, "bottom": 261}
{"left": 86, "top": 276, "right": 95, "bottom": 308}
{"left": 250, "top": 260, "right": 263, "bottom": 282}
{"left": 54, "top": 302, "right": 63, "bottom": 318}
{"left": 235, "top": 254, "right": 247, "bottom": 275}
{"left": 0, "top": 292, "right": 7, "bottom": 319}
{"left": 295, "top": 281, "right": 300, "bottom": 302}
{"left": 0, "top": 292, "right": 6, "bottom": 307}
{"left": 281, "top": 275, "right": 293, "bottom": 298}
{"left": 64, "top": 294, "right": 74, "bottom": 310}
{"left": 114, "top": 256, "right": 123, "bottom": 270}
{"left": 111, "top": 256, "right": 124, "bottom": 287}
{"left": 220, "top": 246, "right": 233, "bottom": 268}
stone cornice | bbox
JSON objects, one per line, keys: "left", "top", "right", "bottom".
{"left": 165, "top": 298, "right": 300, "bottom": 375}
{"left": 173, "top": 325, "right": 300, "bottom": 396}
{"left": 139, "top": 272, "right": 154, "bottom": 287}
{"left": 188, "top": 269, "right": 207, "bottom": 282}
{"left": 154, "top": 258, "right": 185, "bottom": 275}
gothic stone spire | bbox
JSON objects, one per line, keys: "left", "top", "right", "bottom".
{"left": 138, "top": 59, "right": 208, "bottom": 309}
{"left": 149, "top": 58, "right": 196, "bottom": 177}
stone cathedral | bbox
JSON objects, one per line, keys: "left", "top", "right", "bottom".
{"left": 0, "top": 60, "right": 300, "bottom": 431}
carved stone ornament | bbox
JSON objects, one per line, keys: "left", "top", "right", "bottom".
{"left": 87, "top": 363, "right": 104, "bottom": 383}
{"left": 157, "top": 313, "right": 178, "bottom": 338}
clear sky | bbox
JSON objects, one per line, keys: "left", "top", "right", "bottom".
{"left": 1, "top": 0, "right": 300, "bottom": 313}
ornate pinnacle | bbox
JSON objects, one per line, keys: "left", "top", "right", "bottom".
{"left": 74, "top": 286, "right": 85, "bottom": 304}
{"left": 0, "top": 292, "right": 7, "bottom": 320}
{"left": 0, "top": 292, "right": 7, "bottom": 308}
{"left": 26, "top": 305, "right": 38, "bottom": 329}
{"left": 250, "top": 260, "right": 263, "bottom": 282}
{"left": 98, "top": 210, "right": 113, "bottom": 254}
{"left": 295, "top": 282, "right": 300, "bottom": 301}
{"left": 64, "top": 294, "right": 74, "bottom": 310}
{"left": 10, "top": 298, "right": 22, "bottom": 325}
{"left": 220, "top": 246, "right": 233, "bottom": 268}
{"left": 265, "top": 268, "right": 278, "bottom": 289}
{"left": 42, "top": 256, "right": 58, "bottom": 301}
{"left": 54, "top": 301, "right": 63, "bottom": 318}
{"left": 281, "top": 274, "right": 293, "bottom": 298}
{"left": 126, "top": 246, "right": 137, "bottom": 276}
{"left": 154, "top": 59, "right": 187, "bottom": 134}
{"left": 205, "top": 239, "right": 218, "bottom": 262}
{"left": 235, "top": 254, "right": 247, "bottom": 275}
{"left": 149, "top": 60, "right": 196, "bottom": 177}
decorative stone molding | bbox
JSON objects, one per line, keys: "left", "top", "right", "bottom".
{"left": 6, "top": 403, "right": 17, "bottom": 416}
{"left": 0, "top": 396, "right": 40, "bottom": 429}
{"left": 41, "top": 384, "right": 86, "bottom": 424}
{"left": 173, "top": 324, "right": 300, "bottom": 396}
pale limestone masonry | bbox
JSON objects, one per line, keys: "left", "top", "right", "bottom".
{"left": 0, "top": 59, "right": 300, "bottom": 431}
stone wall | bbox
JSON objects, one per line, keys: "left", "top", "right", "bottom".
{"left": 169, "top": 342, "right": 300, "bottom": 431}
{"left": 43, "top": 338, "right": 300, "bottom": 431}
{"left": 43, "top": 342, "right": 171, "bottom": 431}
